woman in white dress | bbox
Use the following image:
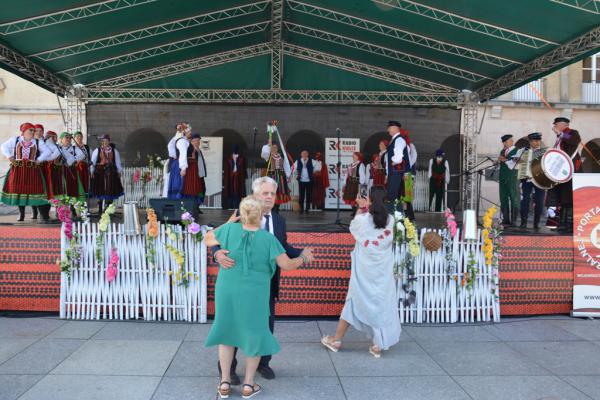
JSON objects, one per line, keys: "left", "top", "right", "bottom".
{"left": 321, "top": 186, "right": 401, "bottom": 357}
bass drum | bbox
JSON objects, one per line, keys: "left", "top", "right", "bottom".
{"left": 530, "top": 148, "right": 574, "bottom": 190}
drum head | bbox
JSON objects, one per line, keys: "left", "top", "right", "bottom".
{"left": 540, "top": 149, "right": 574, "bottom": 184}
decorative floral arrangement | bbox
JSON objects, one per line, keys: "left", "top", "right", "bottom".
{"left": 51, "top": 196, "right": 86, "bottom": 277}
{"left": 456, "top": 251, "right": 479, "bottom": 294}
{"left": 482, "top": 206, "right": 502, "bottom": 298}
{"left": 95, "top": 203, "right": 116, "bottom": 265}
{"left": 180, "top": 210, "right": 203, "bottom": 243}
{"left": 145, "top": 208, "right": 159, "bottom": 267}
{"left": 165, "top": 224, "right": 199, "bottom": 287}
{"left": 443, "top": 208, "right": 459, "bottom": 283}
{"left": 392, "top": 200, "right": 420, "bottom": 307}
{"left": 106, "top": 248, "right": 119, "bottom": 283}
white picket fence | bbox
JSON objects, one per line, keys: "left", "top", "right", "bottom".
{"left": 59, "top": 222, "right": 208, "bottom": 322}
{"left": 395, "top": 228, "right": 500, "bottom": 324}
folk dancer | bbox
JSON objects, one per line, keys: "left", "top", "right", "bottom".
{"left": 518, "top": 133, "right": 546, "bottom": 231}
{"left": 261, "top": 137, "right": 291, "bottom": 209}
{"left": 402, "top": 129, "right": 417, "bottom": 221}
{"left": 428, "top": 149, "right": 450, "bottom": 212}
{"left": 57, "top": 132, "right": 85, "bottom": 201}
{"left": 343, "top": 152, "right": 367, "bottom": 214}
{"left": 295, "top": 150, "right": 321, "bottom": 214}
{"left": 311, "top": 151, "right": 329, "bottom": 210}
{"left": 0, "top": 122, "right": 51, "bottom": 222}
{"left": 90, "top": 135, "right": 124, "bottom": 215}
{"left": 385, "top": 121, "right": 411, "bottom": 215}
{"left": 550, "top": 117, "right": 581, "bottom": 233}
{"left": 369, "top": 140, "right": 388, "bottom": 190}
{"left": 223, "top": 144, "right": 246, "bottom": 210}
{"left": 498, "top": 134, "right": 520, "bottom": 226}
{"left": 73, "top": 131, "right": 91, "bottom": 197}
{"left": 31, "top": 123, "right": 50, "bottom": 220}
{"left": 168, "top": 132, "right": 207, "bottom": 207}
{"left": 162, "top": 122, "right": 189, "bottom": 197}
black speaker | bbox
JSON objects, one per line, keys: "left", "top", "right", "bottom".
{"left": 148, "top": 198, "right": 199, "bottom": 223}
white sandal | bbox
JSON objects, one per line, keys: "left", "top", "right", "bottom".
{"left": 369, "top": 345, "right": 382, "bottom": 358}
{"left": 321, "top": 335, "right": 342, "bottom": 352}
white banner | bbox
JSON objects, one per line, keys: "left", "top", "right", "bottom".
{"left": 200, "top": 137, "right": 223, "bottom": 197}
{"left": 324, "top": 137, "right": 360, "bottom": 210}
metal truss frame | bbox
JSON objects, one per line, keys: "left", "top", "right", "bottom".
{"left": 477, "top": 25, "right": 600, "bottom": 101}
{"left": 59, "top": 22, "right": 270, "bottom": 78}
{"left": 31, "top": 2, "right": 270, "bottom": 62}
{"left": 282, "top": 43, "right": 455, "bottom": 92}
{"left": 271, "top": 0, "right": 284, "bottom": 89}
{"left": 372, "top": 0, "right": 557, "bottom": 49}
{"left": 458, "top": 90, "right": 479, "bottom": 211}
{"left": 0, "top": 0, "right": 156, "bottom": 35}
{"left": 83, "top": 88, "right": 459, "bottom": 106}
{"left": 89, "top": 43, "right": 272, "bottom": 88}
{"left": 288, "top": 0, "right": 518, "bottom": 68}
{"left": 550, "top": 0, "right": 600, "bottom": 14}
{"left": 65, "top": 85, "right": 86, "bottom": 133}
{"left": 0, "top": 41, "right": 69, "bottom": 94}
{"left": 284, "top": 22, "right": 491, "bottom": 83}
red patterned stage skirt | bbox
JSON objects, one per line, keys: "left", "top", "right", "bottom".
{"left": 76, "top": 161, "right": 90, "bottom": 194}
{"left": 0, "top": 161, "right": 48, "bottom": 206}
{"left": 343, "top": 176, "right": 359, "bottom": 205}
{"left": 64, "top": 165, "right": 84, "bottom": 200}
{"left": 312, "top": 171, "right": 326, "bottom": 209}
{"left": 90, "top": 164, "right": 124, "bottom": 200}
{"left": 47, "top": 163, "right": 66, "bottom": 199}
{"left": 267, "top": 168, "right": 290, "bottom": 204}
{"left": 372, "top": 168, "right": 386, "bottom": 187}
{"left": 181, "top": 159, "right": 206, "bottom": 202}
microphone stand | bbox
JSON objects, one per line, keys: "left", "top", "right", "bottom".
{"left": 335, "top": 128, "right": 342, "bottom": 225}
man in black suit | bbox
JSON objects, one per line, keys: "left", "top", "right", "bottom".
{"left": 212, "top": 176, "right": 314, "bottom": 383}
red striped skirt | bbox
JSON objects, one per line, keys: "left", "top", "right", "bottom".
{"left": 0, "top": 161, "right": 48, "bottom": 206}
{"left": 76, "top": 161, "right": 90, "bottom": 193}
{"left": 372, "top": 168, "right": 386, "bottom": 187}
{"left": 64, "top": 166, "right": 80, "bottom": 198}
{"left": 48, "top": 163, "right": 66, "bottom": 198}
{"left": 182, "top": 159, "right": 206, "bottom": 199}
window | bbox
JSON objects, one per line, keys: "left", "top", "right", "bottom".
{"left": 582, "top": 53, "right": 600, "bottom": 82}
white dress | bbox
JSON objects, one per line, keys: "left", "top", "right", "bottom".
{"left": 341, "top": 212, "right": 401, "bottom": 350}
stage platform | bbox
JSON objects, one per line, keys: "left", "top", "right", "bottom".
{"left": 0, "top": 210, "right": 574, "bottom": 317}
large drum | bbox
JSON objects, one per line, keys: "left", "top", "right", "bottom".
{"left": 530, "top": 148, "right": 574, "bottom": 189}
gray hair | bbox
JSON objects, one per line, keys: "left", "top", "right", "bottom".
{"left": 252, "top": 176, "right": 278, "bottom": 195}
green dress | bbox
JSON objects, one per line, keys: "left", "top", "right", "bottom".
{"left": 205, "top": 222, "right": 285, "bottom": 356}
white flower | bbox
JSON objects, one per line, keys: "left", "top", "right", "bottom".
{"left": 396, "top": 221, "right": 405, "bottom": 233}
{"left": 394, "top": 211, "right": 404, "bottom": 220}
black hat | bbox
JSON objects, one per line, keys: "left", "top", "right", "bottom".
{"left": 190, "top": 133, "right": 200, "bottom": 139}
{"left": 387, "top": 120, "right": 401, "bottom": 128}
{"left": 528, "top": 132, "right": 542, "bottom": 140}
{"left": 501, "top": 134, "right": 513, "bottom": 142}
{"left": 553, "top": 117, "right": 570, "bottom": 124}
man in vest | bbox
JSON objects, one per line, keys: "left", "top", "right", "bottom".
{"left": 518, "top": 132, "right": 546, "bottom": 231}
{"left": 386, "top": 120, "right": 410, "bottom": 212}
{"left": 295, "top": 150, "right": 321, "bottom": 213}
{"left": 498, "top": 134, "right": 520, "bottom": 226}
{"left": 428, "top": 148, "right": 450, "bottom": 212}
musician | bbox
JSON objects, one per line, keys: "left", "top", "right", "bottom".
{"left": 386, "top": 121, "right": 410, "bottom": 213}
{"left": 518, "top": 133, "right": 546, "bottom": 231}
{"left": 261, "top": 136, "right": 291, "bottom": 208}
{"left": 295, "top": 150, "right": 321, "bottom": 214}
{"left": 550, "top": 117, "right": 581, "bottom": 234}
{"left": 90, "top": 135, "right": 124, "bottom": 215}
{"left": 0, "top": 123, "right": 51, "bottom": 222}
{"left": 498, "top": 134, "right": 520, "bottom": 226}
{"left": 428, "top": 149, "right": 450, "bottom": 212}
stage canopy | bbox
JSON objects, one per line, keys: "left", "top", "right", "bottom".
{"left": 0, "top": 0, "right": 599, "bottom": 105}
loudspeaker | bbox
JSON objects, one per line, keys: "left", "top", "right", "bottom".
{"left": 149, "top": 198, "right": 199, "bottom": 223}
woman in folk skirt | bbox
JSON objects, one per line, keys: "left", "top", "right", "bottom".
{"left": 89, "top": 135, "right": 124, "bottom": 214}
{"left": 342, "top": 152, "right": 367, "bottom": 209}
{"left": 167, "top": 132, "right": 207, "bottom": 206}
{"left": 73, "top": 131, "right": 91, "bottom": 196}
{"left": 311, "top": 151, "right": 329, "bottom": 210}
{"left": 261, "top": 137, "right": 291, "bottom": 207}
{"left": 0, "top": 122, "right": 51, "bottom": 221}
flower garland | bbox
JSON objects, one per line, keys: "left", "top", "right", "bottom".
{"left": 145, "top": 208, "right": 159, "bottom": 267}
{"left": 51, "top": 196, "right": 87, "bottom": 277}
{"left": 164, "top": 224, "right": 199, "bottom": 287}
{"left": 392, "top": 199, "right": 420, "bottom": 307}
{"left": 482, "top": 206, "right": 502, "bottom": 298}
{"left": 106, "top": 248, "right": 119, "bottom": 283}
{"left": 443, "top": 208, "right": 459, "bottom": 282}
{"left": 180, "top": 210, "right": 203, "bottom": 242}
{"left": 95, "top": 203, "right": 116, "bottom": 265}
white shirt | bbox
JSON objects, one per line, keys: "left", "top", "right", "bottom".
{"left": 167, "top": 132, "right": 184, "bottom": 158}
{"left": 90, "top": 147, "right": 123, "bottom": 173}
{"left": 1, "top": 136, "right": 50, "bottom": 161}
{"left": 44, "top": 141, "right": 61, "bottom": 162}
{"left": 58, "top": 145, "right": 85, "bottom": 166}
{"left": 176, "top": 138, "right": 190, "bottom": 171}
{"left": 261, "top": 213, "right": 274, "bottom": 234}
{"left": 390, "top": 133, "right": 407, "bottom": 165}
{"left": 408, "top": 143, "right": 417, "bottom": 167}
{"left": 232, "top": 153, "right": 239, "bottom": 173}
{"left": 503, "top": 145, "right": 517, "bottom": 170}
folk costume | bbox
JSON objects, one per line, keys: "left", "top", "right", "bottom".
{"left": 428, "top": 149, "right": 450, "bottom": 212}
{"left": 223, "top": 146, "right": 246, "bottom": 209}
{"left": 73, "top": 131, "right": 91, "bottom": 195}
{"left": 162, "top": 123, "right": 187, "bottom": 198}
{"left": 50, "top": 132, "right": 86, "bottom": 201}
{"left": 518, "top": 132, "right": 546, "bottom": 231}
{"left": 0, "top": 123, "right": 51, "bottom": 221}
{"left": 295, "top": 155, "right": 321, "bottom": 213}
{"left": 386, "top": 121, "right": 410, "bottom": 212}
{"left": 168, "top": 134, "right": 207, "bottom": 205}
{"left": 498, "top": 134, "right": 520, "bottom": 225}
{"left": 89, "top": 135, "right": 124, "bottom": 212}
{"left": 261, "top": 142, "right": 291, "bottom": 205}
{"left": 343, "top": 156, "right": 367, "bottom": 206}
{"left": 369, "top": 151, "right": 387, "bottom": 189}
{"left": 311, "top": 152, "right": 328, "bottom": 210}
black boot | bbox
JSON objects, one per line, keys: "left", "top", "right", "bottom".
{"left": 17, "top": 206, "right": 25, "bottom": 222}
{"left": 501, "top": 207, "right": 510, "bottom": 226}
{"left": 565, "top": 207, "right": 573, "bottom": 234}
{"left": 32, "top": 206, "right": 38, "bottom": 220}
{"left": 97, "top": 201, "right": 103, "bottom": 216}
{"left": 557, "top": 208, "right": 568, "bottom": 233}
{"left": 533, "top": 214, "right": 541, "bottom": 231}
{"left": 519, "top": 218, "right": 527, "bottom": 229}
{"left": 39, "top": 204, "right": 51, "bottom": 223}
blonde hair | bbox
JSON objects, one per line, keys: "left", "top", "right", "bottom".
{"left": 239, "top": 196, "right": 264, "bottom": 226}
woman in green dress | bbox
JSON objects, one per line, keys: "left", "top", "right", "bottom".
{"left": 204, "top": 196, "right": 306, "bottom": 399}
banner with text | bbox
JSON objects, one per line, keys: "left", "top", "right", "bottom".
{"left": 324, "top": 137, "right": 360, "bottom": 210}
{"left": 573, "top": 173, "right": 600, "bottom": 317}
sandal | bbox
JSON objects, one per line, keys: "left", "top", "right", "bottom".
{"left": 217, "top": 381, "right": 231, "bottom": 399}
{"left": 242, "top": 383, "right": 262, "bottom": 399}
{"left": 321, "top": 335, "right": 342, "bottom": 352}
{"left": 369, "top": 345, "right": 382, "bottom": 358}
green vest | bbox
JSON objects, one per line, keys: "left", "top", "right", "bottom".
{"left": 499, "top": 146, "right": 518, "bottom": 181}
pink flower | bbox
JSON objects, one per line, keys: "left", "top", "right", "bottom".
{"left": 187, "top": 222, "right": 200, "bottom": 234}
{"left": 373, "top": 240, "right": 379, "bottom": 246}
{"left": 133, "top": 169, "right": 141, "bottom": 183}
{"left": 109, "top": 248, "right": 119, "bottom": 265}
{"left": 106, "top": 265, "right": 117, "bottom": 282}
{"left": 364, "top": 240, "right": 369, "bottom": 247}
{"left": 106, "top": 248, "right": 119, "bottom": 283}
{"left": 378, "top": 234, "right": 384, "bottom": 240}
{"left": 384, "top": 230, "right": 391, "bottom": 236}
{"left": 181, "top": 212, "right": 193, "bottom": 221}
{"left": 144, "top": 172, "right": 152, "bottom": 182}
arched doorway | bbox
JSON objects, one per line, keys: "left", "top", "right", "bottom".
{"left": 285, "top": 130, "right": 324, "bottom": 161}
{"left": 123, "top": 128, "right": 167, "bottom": 166}
{"left": 582, "top": 138, "right": 600, "bottom": 173}
{"left": 362, "top": 131, "right": 388, "bottom": 160}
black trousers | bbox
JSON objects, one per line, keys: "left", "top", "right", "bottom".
{"left": 520, "top": 180, "right": 545, "bottom": 222}
{"left": 298, "top": 181, "right": 313, "bottom": 212}
{"left": 219, "top": 294, "right": 276, "bottom": 374}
